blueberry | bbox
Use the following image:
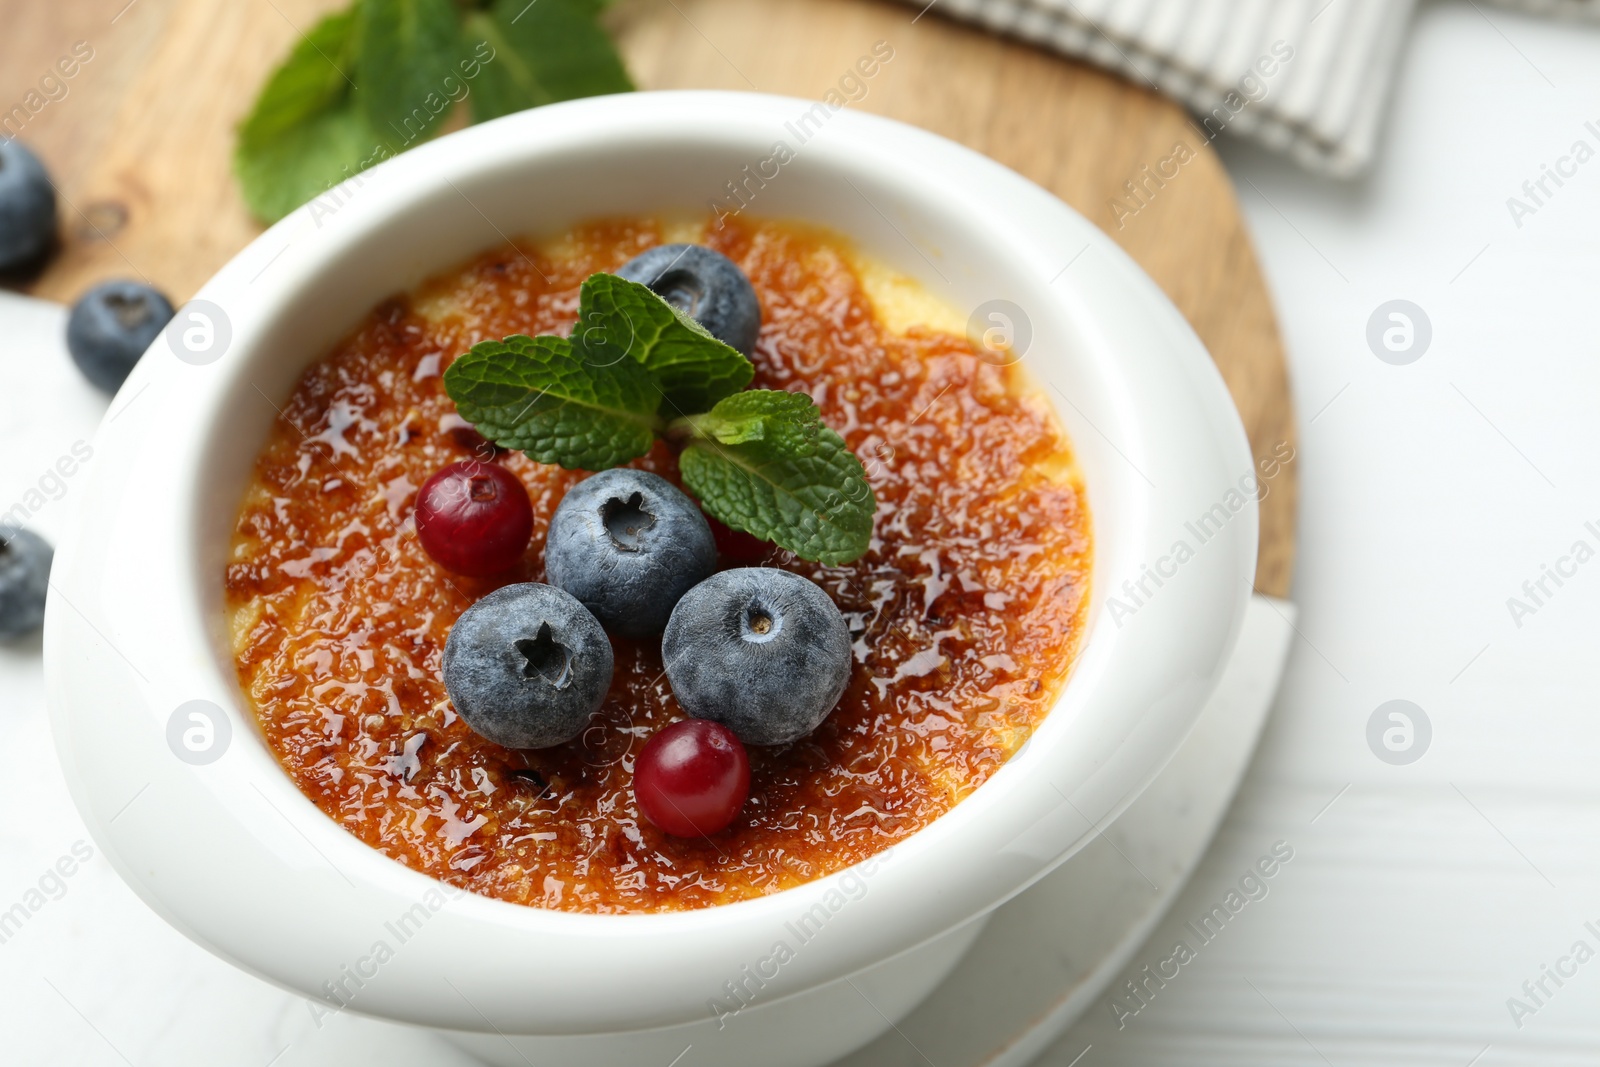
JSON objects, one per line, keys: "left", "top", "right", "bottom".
{"left": 545, "top": 469, "right": 716, "bottom": 638}
{"left": 443, "top": 583, "right": 613, "bottom": 749}
{"left": 614, "top": 244, "right": 761, "bottom": 356}
{"left": 66, "top": 280, "right": 176, "bottom": 393}
{"left": 0, "top": 140, "right": 56, "bottom": 272}
{"left": 0, "top": 526, "right": 53, "bottom": 641}
{"left": 662, "top": 568, "right": 852, "bottom": 746}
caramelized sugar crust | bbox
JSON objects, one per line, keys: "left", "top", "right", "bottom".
{"left": 226, "top": 217, "right": 1090, "bottom": 913}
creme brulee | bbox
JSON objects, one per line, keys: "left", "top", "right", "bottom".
{"left": 226, "top": 216, "right": 1091, "bottom": 914}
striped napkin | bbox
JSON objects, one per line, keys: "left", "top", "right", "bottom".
{"left": 906, "top": 0, "right": 1588, "bottom": 177}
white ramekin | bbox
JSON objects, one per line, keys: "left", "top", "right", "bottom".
{"left": 45, "top": 91, "right": 1255, "bottom": 1063}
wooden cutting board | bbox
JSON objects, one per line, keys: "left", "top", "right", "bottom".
{"left": 1, "top": 0, "right": 1294, "bottom": 596}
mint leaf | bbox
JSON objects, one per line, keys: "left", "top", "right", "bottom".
{"left": 466, "top": 0, "right": 633, "bottom": 122}
{"left": 353, "top": 0, "right": 462, "bottom": 142}
{"left": 444, "top": 334, "right": 661, "bottom": 469}
{"left": 681, "top": 389, "right": 820, "bottom": 455}
{"left": 238, "top": 9, "right": 358, "bottom": 144}
{"left": 236, "top": 103, "right": 381, "bottom": 224}
{"left": 234, "top": 9, "right": 382, "bottom": 223}
{"left": 574, "top": 273, "right": 753, "bottom": 415}
{"left": 680, "top": 426, "right": 875, "bottom": 565}
{"left": 234, "top": 0, "right": 634, "bottom": 223}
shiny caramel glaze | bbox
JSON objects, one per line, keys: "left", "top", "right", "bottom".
{"left": 226, "top": 217, "right": 1091, "bottom": 913}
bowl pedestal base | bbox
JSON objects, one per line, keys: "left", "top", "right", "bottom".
{"left": 444, "top": 916, "right": 988, "bottom": 1067}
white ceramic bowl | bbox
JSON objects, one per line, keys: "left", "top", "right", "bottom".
{"left": 45, "top": 91, "right": 1255, "bottom": 1061}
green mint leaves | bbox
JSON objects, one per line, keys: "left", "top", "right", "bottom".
{"left": 443, "top": 273, "right": 876, "bottom": 564}
{"left": 466, "top": 0, "right": 633, "bottom": 120}
{"left": 675, "top": 392, "right": 872, "bottom": 565}
{"left": 681, "top": 389, "right": 821, "bottom": 455}
{"left": 444, "top": 334, "right": 660, "bottom": 471}
{"left": 353, "top": 0, "right": 462, "bottom": 142}
{"left": 576, "top": 273, "right": 753, "bottom": 415}
{"left": 680, "top": 425, "right": 874, "bottom": 567}
{"left": 235, "top": 0, "right": 633, "bottom": 224}
{"left": 234, "top": 10, "right": 372, "bottom": 224}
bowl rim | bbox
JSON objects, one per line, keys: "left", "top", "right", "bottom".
{"left": 45, "top": 89, "right": 1256, "bottom": 1033}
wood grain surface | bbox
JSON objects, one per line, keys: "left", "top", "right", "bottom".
{"left": 0, "top": 0, "right": 1294, "bottom": 595}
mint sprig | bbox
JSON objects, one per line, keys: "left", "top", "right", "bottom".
{"left": 234, "top": 0, "right": 633, "bottom": 224}
{"left": 443, "top": 273, "right": 876, "bottom": 565}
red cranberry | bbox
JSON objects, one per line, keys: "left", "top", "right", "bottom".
{"left": 705, "top": 513, "right": 771, "bottom": 564}
{"left": 415, "top": 460, "right": 532, "bottom": 576}
{"left": 634, "top": 720, "right": 750, "bottom": 837}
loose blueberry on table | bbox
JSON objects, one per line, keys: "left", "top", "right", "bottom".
{"left": 663, "top": 568, "right": 853, "bottom": 746}
{"left": 0, "top": 140, "right": 57, "bottom": 273}
{"left": 634, "top": 719, "right": 751, "bottom": 838}
{"left": 65, "top": 280, "right": 176, "bottom": 393}
{"left": 545, "top": 468, "right": 716, "bottom": 638}
{"left": 415, "top": 459, "right": 533, "bottom": 576}
{"left": 0, "top": 526, "right": 53, "bottom": 641}
{"left": 615, "top": 243, "right": 762, "bottom": 357}
{"left": 442, "top": 582, "right": 614, "bottom": 749}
